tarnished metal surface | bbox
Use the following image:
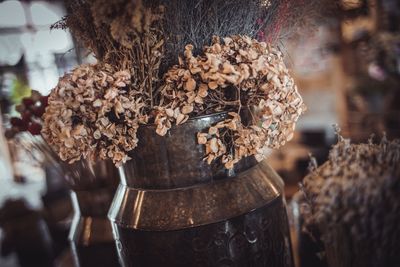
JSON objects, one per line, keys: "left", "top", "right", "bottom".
{"left": 110, "top": 162, "right": 281, "bottom": 230}
{"left": 109, "top": 113, "right": 293, "bottom": 267}
{"left": 121, "top": 112, "right": 253, "bottom": 189}
{"left": 113, "top": 196, "right": 293, "bottom": 267}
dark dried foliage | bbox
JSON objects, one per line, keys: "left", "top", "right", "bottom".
{"left": 56, "top": 0, "right": 340, "bottom": 72}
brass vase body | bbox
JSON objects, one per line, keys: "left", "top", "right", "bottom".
{"left": 65, "top": 160, "right": 120, "bottom": 267}
{"left": 109, "top": 113, "right": 294, "bottom": 267}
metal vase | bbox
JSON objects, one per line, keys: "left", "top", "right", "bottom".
{"left": 64, "top": 159, "right": 120, "bottom": 267}
{"left": 108, "top": 113, "right": 294, "bottom": 267}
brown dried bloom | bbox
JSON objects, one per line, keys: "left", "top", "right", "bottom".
{"left": 42, "top": 36, "right": 304, "bottom": 169}
{"left": 155, "top": 35, "right": 305, "bottom": 168}
{"left": 45, "top": 1, "right": 165, "bottom": 167}
{"left": 41, "top": 64, "right": 146, "bottom": 166}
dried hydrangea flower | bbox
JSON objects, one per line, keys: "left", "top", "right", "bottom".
{"left": 43, "top": 35, "right": 304, "bottom": 169}
{"left": 41, "top": 64, "right": 146, "bottom": 166}
{"left": 155, "top": 35, "right": 305, "bottom": 168}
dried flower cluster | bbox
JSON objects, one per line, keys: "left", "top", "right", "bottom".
{"left": 155, "top": 36, "right": 304, "bottom": 168}
{"left": 42, "top": 64, "right": 146, "bottom": 165}
{"left": 43, "top": 36, "right": 303, "bottom": 168}
{"left": 45, "top": 0, "right": 165, "bottom": 166}
{"left": 44, "top": 1, "right": 309, "bottom": 168}
{"left": 300, "top": 134, "right": 400, "bottom": 265}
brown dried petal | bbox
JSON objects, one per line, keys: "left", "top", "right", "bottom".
{"left": 209, "top": 138, "right": 219, "bottom": 153}
{"left": 208, "top": 81, "right": 218, "bottom": 90}
{"left": 181, "top": 105, "right": 194, "bottom": 114}
{"left": 176, "top": 113, "right": 186, "bottom": 125}
{"left": 184, "top": 78, "right": 196, "bottom": 91}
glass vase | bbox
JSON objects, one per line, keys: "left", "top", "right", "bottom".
{"left": 64, "top": 159, "right": 120, "bottom": 267}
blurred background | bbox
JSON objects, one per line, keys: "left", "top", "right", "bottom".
{"left": 0, "top": 0, "right": 399, "bottom": 266}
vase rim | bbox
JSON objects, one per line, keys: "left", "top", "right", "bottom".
{"left": 139, "top": 111, "right": 228, "bottom": 129}
{"left": 109, "top": 161, "right": 283, "bottom": 231}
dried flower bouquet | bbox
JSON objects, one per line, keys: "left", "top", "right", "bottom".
{"left": 40, "top": 0, "right": 328, "bottom": 168}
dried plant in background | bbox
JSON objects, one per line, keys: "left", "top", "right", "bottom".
{"left": 6, "top": 90, "right": 48, "bottom": 138}
{"left": 264, "top": 0, "right": 340, "bottom": 42}
{"left": 5, "top": 90, "right": 62, "bottom": 170}
{"left": 300, "top": 132, "right": 400, "bottom": 266}
{"left": 363, "top": 32, "right": 400, "bottom": 77}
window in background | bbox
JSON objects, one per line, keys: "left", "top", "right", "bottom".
{"left": 0, "top": 0, "right": 76, "bottom": 97}
{"left": 0, "top": 0, "right": 77, "bottom": 214}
